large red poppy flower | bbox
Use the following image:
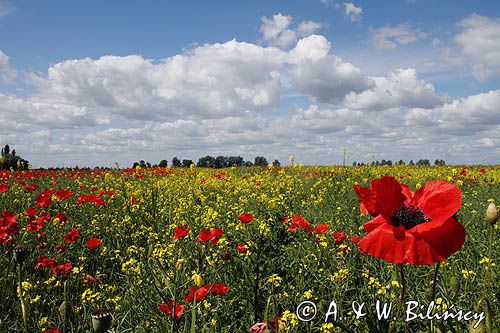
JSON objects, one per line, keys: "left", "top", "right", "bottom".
{"left": 354, "top": 176, "right": 464, "bottom": 265}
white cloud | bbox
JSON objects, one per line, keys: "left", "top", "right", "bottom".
{"left": 297, "top": 21, "right": 323, "bottom": 37}
{"left": 290, "top": 35, "right": 374, "bottom": 103}
{"left": 260, "top": 13, "right": 297, "bottom": 48}
{"left": 344, "top": 68, "right": 443, "bottom": 110}
{"left": 343, "top": 2, "right": 363, "bottom": 22}
{"left": 2, "top": 13, "right": 500, "bottom": 167}
{"left": 32, "top": 42, "right": 287, "bottom": 120}
{"left": 371, "top": 23, "right": 427, "bottom": 50}
{"left": 0, "top": 50, "right": 16, "bottom": 81}
{"left": 0, "top": 3, "right": 11, "bottom": 17}
{"left": 454, "top": 14, "right": 500, "bottom": 81}
{"left": 320, "top": 0, "right": 334, "bottom": 7}
{"left": 406, "top": 90, "right": 500, "bottom": 135}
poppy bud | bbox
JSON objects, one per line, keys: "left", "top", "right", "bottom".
{"left": 13, "top": 245, "right": 28, "bottom": 264}
{"left": 92, "top": 308, "right": 112, "bottom": 333}
{"left": 449, "top": 276, "right": 460, "bottom": 293}
{"left": 59, "top": 300, "right": 73, "bottom": 317}
{"left": 486, "top": 203, "right": 498, "bottom": 225}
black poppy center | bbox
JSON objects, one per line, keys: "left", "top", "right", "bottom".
{"left": 390, "top": 205, "right": 430, "bottom": 230}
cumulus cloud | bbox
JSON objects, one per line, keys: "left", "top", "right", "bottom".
{"left": 344, "top": 68, "right": 443, "bottom": 110}
{"left": 406, "top": 90, "right": 500, "bottom": 135}
{"left": 290, "top": 35, "right": 374, "bottom": 103}
{"left": 371, "top": 23, "right": 427, "bottom": 50}
{"left": 260, "top": 14, "right": 322, "bottom": 48}
{"left": 454, "top": 14, "right": 500, "bottom": 81}
{"left": 32, "top": 42, "right": 287, "bottom": 120}
{"left": 343, "top": 2, "right": 363, "bottom": 22}
{"left": 0, "top": 50, "right": 16, "bottom": 81}
{"left": 2, "top": 13, "right": 499, "bottom": 166}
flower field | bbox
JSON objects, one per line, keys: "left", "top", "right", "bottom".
{"left": 0, "top": 165, "right": 498, "bottom": 332}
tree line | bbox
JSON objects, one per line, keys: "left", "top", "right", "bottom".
{"left": 352, "top": 159, "right": 446, "bottom": 166}
{"left": 133, "top": 156, "right": 282, "bottom": 169}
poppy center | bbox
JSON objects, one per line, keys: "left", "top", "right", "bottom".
{"left": 390, "top": 205, "right": 430, "bottom": 230}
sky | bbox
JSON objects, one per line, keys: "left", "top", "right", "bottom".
{"left": 0, "top": 0, "right": 499, "bottom": 167}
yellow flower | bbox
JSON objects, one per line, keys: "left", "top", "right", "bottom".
{"left": 303, "top": 289, "right": 313, "bottom": 299}
{"left": 192, "top": 271, "right": 204, "bottom": 286}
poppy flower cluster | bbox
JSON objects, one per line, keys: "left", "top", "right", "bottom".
{"left": 354, "top": 176, "right": 465, "bottom": 265}
{"left": 76, "top": 194, "right": 105, "bottom": 206}
{"left": 64, "top": 228, "right": 79, "bottom": 244}
{"left": 158, "top": 300, "right": 185, "bottom": 321}
{"left": 197, "top": 228, "right": 224, "bottom": 245}
{"left": 0, "top": 211, "right": 19, "bottom": 245}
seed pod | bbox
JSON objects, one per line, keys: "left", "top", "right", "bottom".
{"left": 13, "top": 245, "right": 28, "bottom": 264}
{"left": 92, "top": 308, "right": 112, "bottom": 333}
{"left": 486, "top": 203, "right": 498, "bottom": 225}
{"left": 449, "top": 276, "right": 460, "bottom": 293}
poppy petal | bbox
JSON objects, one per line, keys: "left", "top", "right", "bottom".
{"left": 411, "top": 181, "right": 461, "bottom": 224}
{"left": 372, "top": 176, "right": 405, "bottom": 218}
{"left": 362, "top": 215, "right": 387, "bottom": 233}
{"left": 354, "top": 185, "right": 377, "bottom": 216}
{"left": 412, "top": 217, "right": 465, "bottom": 261}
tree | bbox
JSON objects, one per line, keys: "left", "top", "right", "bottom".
{"left": 254, "top": 156, "right": 268, "bottom": 167}
{"left": 228, "top": 156, "right": 244, "bottom": 167}
{"left": 272, "top": 159, "right": 281, "bottom": 167}
{"left": 171, "top": 157, "right": 181, "bottom": 167}
{"left": 159, "top": 159, "right": 169, "bottom": 167}
{"left": 215, "top": 156, "right": 228, "bottom": 168}
{"left": 434, "top": 159, "right": 446, "bottom": 166}
{"left": 0, "top": 145, "right": 29, "bottom": 170}
{"left": 197, "top": 156, "right": 216, "bottom": 168}
{"left": 182, "top": 159, "right": 194, "bottom": 168}
{"left": 244, "top": 161, "right": 253, "bottom": 167}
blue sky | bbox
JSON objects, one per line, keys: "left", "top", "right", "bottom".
{"left": 0, "top": 0, "right": 499, "bottom": 167}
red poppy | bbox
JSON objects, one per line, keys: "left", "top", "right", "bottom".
{"left": 86, "top": 238, "right": 102, "bottom": 249}
{"left": 288, "top": 216, "right": 313, "bottom": 233}
{"left": 184, "top": 285, "right": 210, "bottom": 302}
{"left": 55, "top": 244, "right": 67, "bottom": 253}
{"left": 350, "top": 236, "right": 360, "bottom": 244}
{"left": 211, "top": 283, "right": 229, "bottom": 296}
{"left": 237, "top": 244, "right": 247, "bottom": 253}
{"left": 354, "top": 176, "right": 464, "bottom": 265}
{"left": 237, "top": 213, "right": 254, "bottom": 223}
{"left": 42, "top": 330, "right": 62, "bottom": 333}
{"left": 76, "top": 194, "right": 105, "bottom": 206}
{"left": 36, "top": 194, "right": 51, "bottom": 208}
{"left": 24, "top": 184, "right": 38, "bottom": 191}
{"left": 314, "top": 224, "right": 329, "bottom": 234}
{"left": 0, "top": 183, "right": 8, "bottom": 193}
{"left": 0, "top": 211, "right": 19, "bottom": 244}
{"left": 197, "top": 228, "right": 223, "bottom": 245}
{"left": 53, "top": 262, "right": 72, "bottom": 277}
{"left": 54, "top": 212, "right": 68, "bottom": 224}
{"left": 130, "top": 197, "right": 138, "bottom": 205}
{"left": 55, "top": 189, "right": 73, "bottom": 201}
{"left": 173, "top": 225, "right": 191, "bottom": 240}
{"left": 35, "top": 255, "right": 57, "bottom": 269}
{"left": 333, "top": 231, "right": 346, "bottom": 245}
{"left": 24, "top": 207, "right": 38, "bottom": 218}
{"left": 64, "top": 228, "right": 79, "bottom": 244}
{"left": 158, "top": 300, "right": 185, "bottom": 320}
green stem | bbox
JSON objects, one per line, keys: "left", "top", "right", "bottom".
{"left": 428, "top": 262, "right": 441, "bottom": 333}
{"left": 396, "top": 265, "right": 408, "bottom": 333}
{"left": 18, "top": 264, "right": 28, "bottom": 333}
{"left": 481, "top": 225, "right": 495, "bottom": 302}
{"left": 62, "top": 280, "right": 67, "bottom": 333}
